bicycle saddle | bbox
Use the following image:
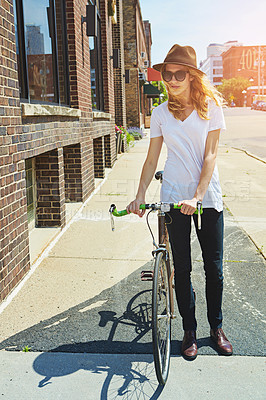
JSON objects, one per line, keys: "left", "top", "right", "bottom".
{"left": 155, "top": 170, "right": 163, "bottom": 181}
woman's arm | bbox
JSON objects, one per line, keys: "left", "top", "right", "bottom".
{"left": 179, "top": 129, "right": 221, "bottom": 215}
{"left": 127, "top": 136, "right": 163, "bottom": 216}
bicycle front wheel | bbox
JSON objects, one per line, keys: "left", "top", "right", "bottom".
{"left": 152, "top": 251, "right": 171, "bottom": 385}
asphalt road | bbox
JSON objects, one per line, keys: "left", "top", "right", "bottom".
{"left": 222, "top": 107, "right": 266, "bottom": 161}
{"left": 0, "top": 210, "right": 265, "bottom": 357}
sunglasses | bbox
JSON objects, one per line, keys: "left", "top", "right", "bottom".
{"left": 162, "top": 70, "right": 188, "bottom": 82}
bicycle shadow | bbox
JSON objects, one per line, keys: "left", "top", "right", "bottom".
{"left": 32, "top": 289, "right": 166, "bottom": 399}
{"left": 0, "top": 263, "right": 219, "bottom": 398}
{"left": 33, "top": 351, "right": 165, "bottom": 399}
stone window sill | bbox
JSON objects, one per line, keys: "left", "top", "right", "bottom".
{"left": 92, "top": 111, "right": 112, "bottom": 121}
{"left": 21, "top": 103, "right": 81, "bottom": 118}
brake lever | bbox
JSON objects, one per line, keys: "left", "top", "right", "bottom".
{"left": 109, "top": 204, "right": 115, "bottom": 231}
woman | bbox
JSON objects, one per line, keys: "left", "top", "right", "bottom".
{"left": 127, "top": 44, "right": 233, "bottom": 360}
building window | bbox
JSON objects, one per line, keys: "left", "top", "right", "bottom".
{"left": 213, "top": 68, "right": 223, "bottom": 75}
{"left": 213, "top": 77, "right": 222, "bottom": 83}
{"left": 213, "top": 60, "right": 223, "bottom": 67}
{"left": 13, "top": 0, "right": 69, "bottom": 105}
{"left": 89, "top": 0, "right": 104, "bottom": 111}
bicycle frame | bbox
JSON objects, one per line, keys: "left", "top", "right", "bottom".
{"left": 157, "top": 210, "right": 175, "bottom": 320}
{"left": 109, "top": 175, "right": 203, "bottom": 386}
{"left": 109, "top": 201, "right": 201, "bottom": 319}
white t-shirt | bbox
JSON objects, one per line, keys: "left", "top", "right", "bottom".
{"left": 150, "top": 100, "right": 226, "bottom": 211}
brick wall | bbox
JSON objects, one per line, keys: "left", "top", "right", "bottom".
{"left": 66, "top": 0, "right": 92, "bottom": 113}
{"left": 36, "top": 148, "right": 66, "bottom": 227}
{"left": 100, "top": 0, "right": 115, "bottom": 115}
{"left": 122, "top": 0, "right": 151, "bottom": 128}
{"left": 112, "top": 0, "right": 127, "bottom": 127}
{"left": 63, "top": 144, "right": 83, "bottom": 202}
{"left": 92, "top": 117, "right": 116, "bottom": 177}
{"left": 93, "top": 136, "right": 105, "bottom": 178}
{"left": 125, "top": 68, "right": 140, "bottom": 127}
{"left": 0, "top": 0, "right": 117, "bottom": 303}
{"left": 0, "top": 0, "right": 30, "bottom": 302}
{"left": 123, "top": 0, "right": 140, "bottom": 127}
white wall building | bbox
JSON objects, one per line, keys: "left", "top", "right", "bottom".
{"left": 200, "top": 41, "right": 243, "bottom": 86}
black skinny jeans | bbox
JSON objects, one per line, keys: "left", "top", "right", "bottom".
{"left": 166, "top": 208, "right": 224, "bottom": 331}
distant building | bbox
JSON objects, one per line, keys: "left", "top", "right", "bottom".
{"left": 200, "top": 41, "right": 242, "bottom": 86}
{"left": 26, "top": 25, "right": 45, "bottom": 55}
{"left": 200, "top": 55, "right": 223, "bottom": 86}
{"left": 222, "top": 45, "right": 266, "bottom": 105}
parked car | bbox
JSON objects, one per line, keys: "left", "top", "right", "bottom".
{"left": 251, "top": 100, "right": 259, "bottom": 109}
{"left": 256, "top": 101, "right": 266, "bottom": 110}
{"left": 262, "top": 102, "right": 266, "bottom": 111}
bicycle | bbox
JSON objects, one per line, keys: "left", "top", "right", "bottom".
{"left": 109, "top": 170, "right": 202, "bottom": 386}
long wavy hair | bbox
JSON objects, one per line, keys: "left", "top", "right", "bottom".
{"left": 162, "top": 65, "right": 225, "bottom": 120}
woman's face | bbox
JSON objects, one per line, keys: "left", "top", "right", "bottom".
{"left": 164, "top": 64, "right": 193, "bottom": 98}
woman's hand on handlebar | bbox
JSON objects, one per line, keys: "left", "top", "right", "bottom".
{"left": 178, "top": 198, "right": 198, "bottom": 215}
{"left": 126, "top": 197, "right": 146, "bottom": 217}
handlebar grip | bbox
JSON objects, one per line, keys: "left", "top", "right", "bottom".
{"left": 109, "top": 204, "right": 146, "bottom": 217}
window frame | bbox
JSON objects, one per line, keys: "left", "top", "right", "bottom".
{"left": 89, "top": 0, "right": 104, "bottom": 111}
{"left": 14, "top": 0, "right": 70, "bottom": 106}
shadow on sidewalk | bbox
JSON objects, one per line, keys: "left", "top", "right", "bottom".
{"left": 33, "top": 351, "right": 165, "bottom": 399}
{"left": 0, "top": 267, "right": 218, "bottom": 399}
{"left": 0, "top": 262, "right": 218, "bottom": 356}
{"left": 1, "top": 222, "right": 264, "bottom": 397}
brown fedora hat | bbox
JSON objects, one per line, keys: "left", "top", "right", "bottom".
{"left": 153, "top": 44, "right": 204, "bottom": 75}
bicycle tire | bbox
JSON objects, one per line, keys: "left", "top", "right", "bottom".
{"left": 152, "top": 251, "right": 171, "bottom": 385}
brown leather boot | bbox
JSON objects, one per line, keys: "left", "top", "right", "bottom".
{"left": 181, "top": 330, "right": 197, "bottom": 360}
{"left": 210, "top": 328, "right": 233, "bottom": 355}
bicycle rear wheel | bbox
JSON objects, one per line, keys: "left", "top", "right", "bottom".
{"left": 152, "top": 251, "right": 171, "bottom": 385}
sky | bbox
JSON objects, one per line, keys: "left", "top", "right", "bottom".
{"left": 140, "top": 0, "right": 266, "bottom": 67}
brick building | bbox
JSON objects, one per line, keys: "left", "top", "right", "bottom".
{"left": 112, "top": 0, "right": 127, "bottom": 127}
{"left": 123, "top": 0, "right": 151, "bottom": 128}
{"left": 0, "top": 0, "right": 129, "bottom": 302}
{"left": 222, "top": 45, "right": 266, "bottom": 106}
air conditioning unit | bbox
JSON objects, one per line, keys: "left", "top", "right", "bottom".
{"left": 138, "top": 72, "right": 146, "bottom": 81}
{"left": 141, "top": 51, "right": 146, "bottom": 59}
{"left": 144, "top": 60, "right": 149, "bottom": 68}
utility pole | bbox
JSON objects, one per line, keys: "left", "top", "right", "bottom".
{"left": 262, "top": 48, "right": 265, "bottom": 96}
{"left": 258, "top": 46, "right": 261, "bottom": 96}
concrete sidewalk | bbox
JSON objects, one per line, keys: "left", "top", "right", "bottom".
{"left": 1, "top": 351, "right": 265, "bottom": 399}
{"left": 0, "top": 131, "right": 265, "bottom": 399}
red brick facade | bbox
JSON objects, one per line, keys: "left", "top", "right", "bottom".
{"left": 222, "top": 45, "right": 266, "bottom": 105}
{"left": 0, "top": 0, "right": 118, "bottom": 302}
{"left": 0, "top": 0, "right": 151, "bottom": 303}
{"left": 112, "top": 0, "right": 127, "bottom": 127}
{"left": 35, "top": 149, "right": 66, "bottom": 227}
{"left": 123, "top": 0, "right": 151, "bottom": 128}
{"left": 0, "top": 0, "right": 30, "bottom": 302}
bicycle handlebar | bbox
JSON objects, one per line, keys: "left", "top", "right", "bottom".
{"left": 109, "top": 202, "right": 203, "bottom": 231}
{"left": 109, "top": 202, "right": 203, "bottom": 217}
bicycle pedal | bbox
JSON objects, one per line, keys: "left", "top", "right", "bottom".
{"left": 141, "top": 270, "right": 153, "bottom": 281}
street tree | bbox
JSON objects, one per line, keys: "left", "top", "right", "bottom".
{"left": 151, "top": 81, "right": 168, "bottom": 107}
{"left": 217, "top": 76, "right": 250, "bottom": 106}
